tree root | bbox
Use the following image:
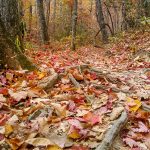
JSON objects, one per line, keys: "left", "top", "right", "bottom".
{"left": 142, "top": 103, "right": 150, "bottom": 112}
{"left": 90, "top": 67, "right": 122, "bottom": 84}
{"left": 96, "top": 111, "right": 128, "bottom": 150}
{"left": 38, "top": 73, "right": 58, "bottom": 91}
{"left": 93, "top": 84, "right": 130, "bottom": 94}
{"left": 68, "top": 73, "right": 81, "bottom": 88}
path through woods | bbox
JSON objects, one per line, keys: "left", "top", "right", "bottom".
{"left": 0, "top": 30, "right": 150, "bottom": 150}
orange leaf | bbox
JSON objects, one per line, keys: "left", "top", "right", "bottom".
{"left": 68, "top": 128, "right": 81, "bottom": 139}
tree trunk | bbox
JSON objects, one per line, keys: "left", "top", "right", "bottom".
{"left": 36, "top": 0, "right": 49, "bottom": 43}
{"left": 0, "top": 18, "right": 36, "bottom": 70}
{"left": 90, "top": 0, "right": 94, "bottom": 14}
{"left": 142, "top": 0, "right": 150, "bottom": 17}
{"left": 112, "top": 1, "right": 119, "bottom": 33}
{"left": 104, "top": 2, "right": 114, "bottom": 35}
{"left": 46, "top": 0, "right": 51, "bottom": 28}
{"left": 0, "top": 0, "right": 24, "bottom": 51}
{"left": 28, "top": 1, "right": 32, "bottom": 33}
{"left": 122, "top": 0, "right": 127, "bottom": 30}
{"left": 71, "top": 0, "right": 78, "bottom": 50}
{"left": 95, "top": 0, "right": 108, "bottom": 43}
{"left": 59, "top": 0, "right": 63, "bottom": 18}
{"left": 52, "top": 0, "right": 57, "bottom": 38}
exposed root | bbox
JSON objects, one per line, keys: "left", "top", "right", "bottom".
{"left": 96, "top": 111, "right": 128, "bottom": 150}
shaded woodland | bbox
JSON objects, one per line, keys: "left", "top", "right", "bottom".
{"left": 0, "top": 0, "right": 150, "bottom": 150}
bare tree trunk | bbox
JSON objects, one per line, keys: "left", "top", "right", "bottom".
{"left": 71, "top": 0, "right": 78, "bottom": 50}
{"left": 95, "top": 0, "right": 108, "bottom": 43}
{"left": 112, "top": 1, "right": 119, "bottom": 32}
{"left": 52, "top": 0, "right": 56, "bottom": 38}
{"left": 46, "top": 0, "right": 51, "bottom": 28}
{"left": 142, "top": 0, "right": 150, "bottom": 17}
{"left": 36, "top": 0, "right": 49, "bottom": 43}
{"left": 104, "top": 2, "right": 114, "bottom": 35}
{"left": 59, "top": 0, "right": 63, "bottom": 18}
{"left": 90, "top": 0, "right": 94, "bottom": 14}
{"left": 122, "top": 0, "right": 127, "bottom": 30}
{"left": 28, "top": 0, "right": 32, "bottom": 33}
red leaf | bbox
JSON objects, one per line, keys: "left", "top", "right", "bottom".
{"left": 0, "top": 88, "right": 8, "bottom": 95}
{"left": 70, "top": 146, "right": 89, "bottom": 150}
{"left": 73, "top": 96, "right": 85, "bottom": 104}
{"left": 0, "top": 114, "right": 9, "bottom": 126}
{"left": 83, "top": 112, "right": 101, "bottom": 125}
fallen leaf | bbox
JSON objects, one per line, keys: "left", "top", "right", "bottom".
{"left": 72, "top": 69, "right": 84, "bottom": 81}
{"left": 0, "top": 94, "right": 6, "bottom": 102}
{"left": 47, "top": 145, "right": 63, "bottom": 150}
{"left": 132, "top": 121, "right": 149, "bottom": 133}
{"left": 51, "top": 103, "right": 66, "bottom": 117}
{"left": 68, "top": 119, "right": 83, "bottom": 129}
{"left": 6, "top": 138, "right": 23, "bottom": 150}
{"left": 70, "top": 146, "right": 90, "bottom": 150}
{"left": 5, "top": 124, "right": 13, "bottom": 136}
{"left": 37, "top": 71, "right": 46, "bottom": 79}
{"left": 6, "top": 72, "right": 13, "bottom": 81}
{"left": 9, "top": 90, "right": 28, "bottom": 102}
{"left": 0, "top": 88, "right": 8, "bottom": 95}
{"left": 123, "top": 137, "right": 138, "bottom": 148}
{"left": 25, "top": 138, "right": 54, "bottom": 146}
{"left": 83, "top": 112, "right": 101, "bottom": 125}
{"left": 0, "top": 114, "right": 9, "bottom": 126}
{"left": 127, "top": 97, "right": 141, "bottom": 112}
{"left": 68, "top": 127, "right": 81, "bottom": 139}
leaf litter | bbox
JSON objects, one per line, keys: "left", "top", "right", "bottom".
{"left": 0, "top": 31, "right": 150, "bottom": 150}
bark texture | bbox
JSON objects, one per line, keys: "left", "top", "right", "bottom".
{"left": 95, "top": 0, "right": 108, "bottom": 43}
{"left": 36, "top": 0, "right": 49, "bottom": 43}
{"left": 122, "top": 0, "right": 127, "bottom": 30}
{"left": 46, "top": 0, "right": 51, "bottom": 28}
{"left": 28, "top": 1, "right": 32, "bottom": 33}
{"left": 71, "top": 0, "right": 78, "bottom": 50}
{"left": 0, "top": 18, "right": 36, "bottom": 70}
{"left": 0, "top": 0, "right": 25, "bottom": 49}
{"left": 0, "top": 0, "right": 36, "bottom": 70}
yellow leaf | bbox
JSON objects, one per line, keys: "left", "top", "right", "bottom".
{"left": 127, "top": 97, "right": 141, "bottom": 112}
{"left": 37, "top": 71, "right": 46, "bottom": 79}
{"left": 47, "top": 145, "right": 63, "bottom": 150}
{"left": 6, "top": 72, "right": 13, "bottom": 81}
{"left": 68, "top": 129, "right": 81, "bottom": 139}
{"left": 5, "top": 124, "right": 13, "bottom": 136}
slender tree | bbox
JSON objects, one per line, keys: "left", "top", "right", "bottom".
{"left": 46, "top": 0, "right": 51, "bottom": 28}
{"left": 36, "top": 0, "right": 49, "bottom": 43}
{"left": 28, "top": 0, "right": 33, "bottom": 33}
{"left": 52, "top": 0, "right": 57, "bottom": 37}
{"left": 71, "top": 0, "right": 78, "bottom": 50}
{"left": 95, "top": 0, "right": 108, "bottom": 43}
{"left": 90, "top": 0, "right": 94, "bottom": 14}
{"left": 122, "top": 0, "right": 127, "bottom": 30}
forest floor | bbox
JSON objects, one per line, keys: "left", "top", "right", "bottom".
{"left": 0, "top": 29, "right": 150, "bottom": 150}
